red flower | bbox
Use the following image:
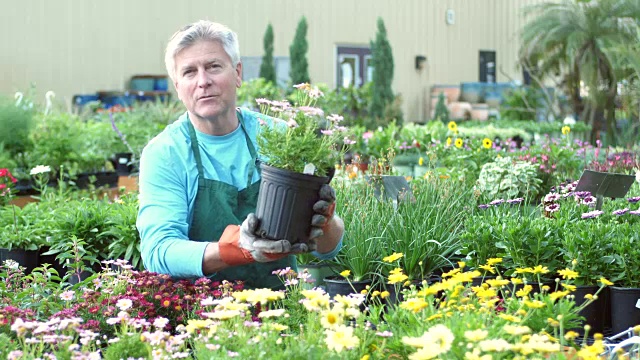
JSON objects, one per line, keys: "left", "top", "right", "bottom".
{"left": 0, "top": 168, "right": 17, "bottom": 183}
{"left": 161, "top": 298, "right": 171, "bottom": 308}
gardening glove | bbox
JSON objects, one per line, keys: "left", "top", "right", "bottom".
{"left": 308, "top": 184, "right": 337, "bottom": 251}
{"left": 218, "top": 213, "right": 308, "bottom": 266}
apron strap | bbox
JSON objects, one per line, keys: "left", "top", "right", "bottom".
{"left": 237, "top": 109, "right": 260, "bottom": 188}
{"left": 186, "top": 119, "right": 205, "bottom": 179}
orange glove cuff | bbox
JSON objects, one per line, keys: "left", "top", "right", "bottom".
{"left": 218, "top": 225, "right": 255, "bottom": 266}
{"left": 322, "top": 202, "right": 336, "bottom": 232}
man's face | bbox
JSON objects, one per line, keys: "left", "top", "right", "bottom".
{"left": 173, "top": 40, "right": 242, "bottom": 123}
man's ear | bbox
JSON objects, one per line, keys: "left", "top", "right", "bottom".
{"left": 173, "top": 79, "right": 181, "bottom": 100}
{"left": 236, "top": 61, "right": 243, "bottom": 88}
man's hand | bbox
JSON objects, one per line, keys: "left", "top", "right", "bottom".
{"left": 308, "top": 184, "right": 337, "bottom": 251}
{"left": 218, "top": 213, "right": 308, "bottom": 266}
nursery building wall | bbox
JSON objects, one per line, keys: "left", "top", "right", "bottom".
{"left": 1, "top": 0, "right": 544, "bottom": 122}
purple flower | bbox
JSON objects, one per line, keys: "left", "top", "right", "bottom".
{"left": 582, "top": 196, "right": 596, "bottom": 206}
{"left": 545, "top": 204, "right": 560, "bottom": 213}
{"left": 582, "top": 210, "right": 604, "bottom": 219}
{"left": 573, "top": 191, "right": 591, "bottom": 199}
{"left": 630, "top": 210, "right": 640, "bottom": 216}
{"left": 489, "top": 199, "right": 505, "bottom": 206}
{"left": 627, "top": 196, "right": 640, "bottom": 204}
{"left": 478, "top": 204, "right": 490, "bottom": 209}
{"left": 612, "top": 208, "right": 629, "bottom": 216}
{"left": 563, "top": 183, "right": 576, "bottom": 193}
{"left": 507, "top": 198, "right": 524, "bottom": 204}
{"left": 544, "top": 193, "right": 560, "bottom": 203}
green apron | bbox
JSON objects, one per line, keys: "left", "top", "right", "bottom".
{"left": 186, "top": 111, "right": 294, "bottom": 290}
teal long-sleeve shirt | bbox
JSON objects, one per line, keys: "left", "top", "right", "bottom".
{"left": 137, "top": 108, "right": 342, "bottom": 279}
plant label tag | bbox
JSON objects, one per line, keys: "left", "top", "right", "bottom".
{"left": 636, "top": 299, "right": 640, "bottom": 309}
{"left": 303, "top": 163, "right": 316, "bottom": 175}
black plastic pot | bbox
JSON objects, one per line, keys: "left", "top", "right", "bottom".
{"left": 610, "top": 286, "right": 640, "bottom": 334}
{"left": 504, "top": 280, "right": 556, "bottom": 298}
{"left": 113, "top": 152, "right": 135, "bottom": 176}
{"left": 0, "top": 248, "right": 39, "bottom": 274}
{"left": 15, "top": 178, "right": 59, "bottom": 196}
{"left": 255, "top": 163, "right": 330, "bottom": 245}
{"left": 384, "top": 275, "right": 440, "bottom": 305}
{"left": 471, "top": 275, "right": 497, "bottom": 287}
{"left": 324, "top": 275, "right": 372, "bottom": 298}
{"left": 38, "top": 246, "right": 67, "bottom": 277}
{"left": 73, "top": 171, "right": 119, "bottom": 189}
{"left": 573, "top": 285, "right": 608, "bottom": 335}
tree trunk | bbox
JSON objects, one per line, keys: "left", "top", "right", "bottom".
{"left": 604, "top": 94, "right": 617, "bottom": 146}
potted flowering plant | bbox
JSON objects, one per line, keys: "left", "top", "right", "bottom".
{"left": 0, "top": 168, "right": 19, "bottom": 207}
{"left": 254, "top": 83, "right": 354, "bottom": 244}
{"left": 608, "top": 206, "right": 640, "bottom": 334}
{"left": 383, "top": 177, "right": 468, "bottom": 282}
{"left": 322, "top": 179, "right": 391, "bottom": 297}
{"left": 0, "top": 169, "right": 47, "bottom": 274}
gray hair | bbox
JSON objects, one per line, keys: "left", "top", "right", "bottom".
{"left": 164, "top": 20, "right": 240, "bottom": 83}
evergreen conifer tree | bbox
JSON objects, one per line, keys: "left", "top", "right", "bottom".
{"left": 289, "top": 17, "right": 310, "bottom": 85}
{"left": 259, "top": 23, "right": 276, "bottom": 84}
{"left": 433, "top": 92, "right": 450, "bottom": 123}
{"left": 369, "top": 17, "right": 394, "bottom": 120}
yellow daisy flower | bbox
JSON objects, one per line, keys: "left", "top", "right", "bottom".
{"left": 599, "top": 277, "right": 613, "bottom": 286}
{"left": 557, "top": 268, "right": 578, "bottom": 280}
{"left": 382, "top": 252, "right": 403, "bottom": 263}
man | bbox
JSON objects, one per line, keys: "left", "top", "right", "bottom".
{"left": 137, "top": 20, "right": 344, "bottom": 289}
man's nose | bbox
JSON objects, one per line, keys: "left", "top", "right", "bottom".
{"left": 197, "top": 70, "right": 211, "bottom": 88}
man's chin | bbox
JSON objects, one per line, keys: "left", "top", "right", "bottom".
{"left": 193, "top": 107, "right": 223, "bottom": 121}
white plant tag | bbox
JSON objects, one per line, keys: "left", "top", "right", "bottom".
{"left": 303, "top": 163, "right": 316, "bottom": 175}
{"left": 118, "top": 157, "right": 128, "bottom": 164}
{"left": 636, "top": 298, "right": 640, "bottom": 309}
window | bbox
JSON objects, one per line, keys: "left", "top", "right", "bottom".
{"left": 336, "top": 46, "right": 372, "bottom": 88}
{"left": 479, "top": 50, "right": 496, "bottom": 83}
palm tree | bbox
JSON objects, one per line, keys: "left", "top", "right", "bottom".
{"left": 520, "top": 0, "right": 640, "bottom": 145}
{"left": 611, "top": 27, "right": 640, "bottom": 146}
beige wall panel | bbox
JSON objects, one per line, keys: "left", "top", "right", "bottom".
{"left": 2, "top": 0, "right": 544, "bottom": 120}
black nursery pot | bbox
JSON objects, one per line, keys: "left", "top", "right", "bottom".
{"left": 610, "top": 286, "right": 640, "bottom": 334}
{"left": 73, "top": 171, "right": 119, "bottom": 189}
{"left": 113, "top": 152, "right": 134, "bottom": 176}
{"left": 255, "top": 163, "right": 331, "bottom": 245}
{"left": 324, "top": 275, "right": 372, "bottom": 298}
{"left": 572, "top": 285, "right": 608, "bottom": 335}
{"left": 0, "top": 248, "right": 39, "bottom": 275}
